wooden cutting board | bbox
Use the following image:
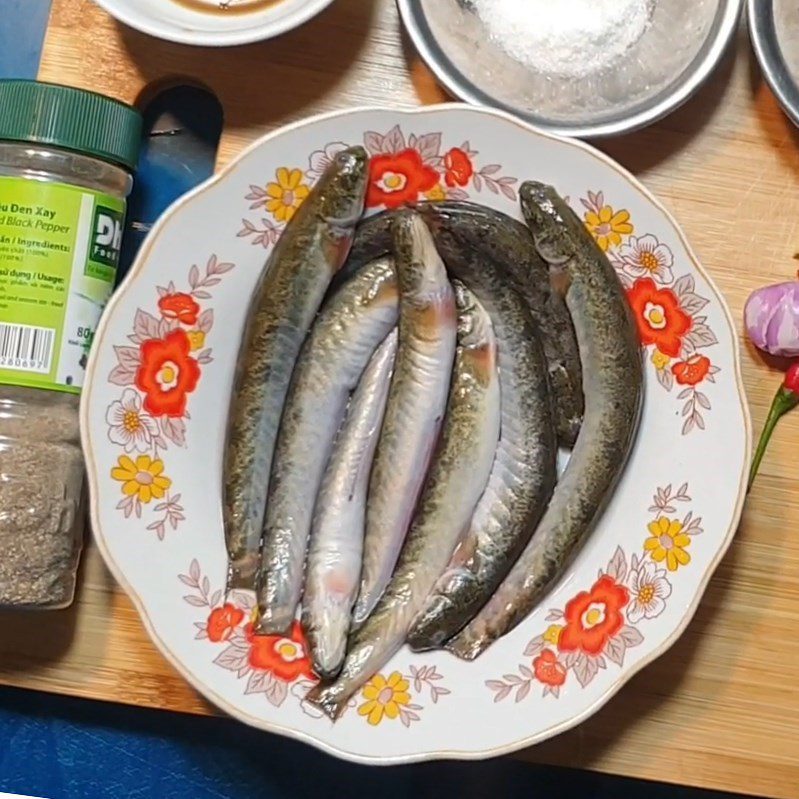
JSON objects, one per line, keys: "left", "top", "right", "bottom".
{"left": 12, "top": 1, "right": 799, "bottom": 795}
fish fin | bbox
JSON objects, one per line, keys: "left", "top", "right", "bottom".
{"left": 350, "top": 592, "right": 373, "bottom": 630}
{"left": 371, "top": 279, "right": 399, "bottom": 308}
{"left": 550, "top": 265, "right": 572, "bottom": 299}
{"left": 255, "top": 612, "right": 294, "bottom": 636}
{"left": 406, "top": 635, "right": 438, "bottom": 653}
{"left": 312, "top": 662, "right": 342, "bottom": 683}
{"left": 465, "top": 341, "right": 497, "bottom": 386}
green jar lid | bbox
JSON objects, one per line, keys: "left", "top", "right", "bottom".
{"left": 0, "top": 80, "right": 142, "bottom": 171}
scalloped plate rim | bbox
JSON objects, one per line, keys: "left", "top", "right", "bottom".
{"left": 80, "top": 103, "right": 751, "bottom": 765}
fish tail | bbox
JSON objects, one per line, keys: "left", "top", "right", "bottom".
{"left": 405, "top": 633, "right": 438, "bottom": 653}
{"left": 350, "top": 592, "right": 375, "bottom": 631}
{"left": 225, "top": 552, "right": 259, "bottom": 593}
{"left": 256, "top": 610, "right": 295, "bottom": 636}
{"left": 406, "top": 595, "right": 456, "bottom": 651}
{"left": 406, "top": 625, "right": 451, "bottom": 652}
{"left": 304, "top": 597, "right": 350, "bottom": 681}
{"left": 305, "top": 682, "right": 350, "bottom": 721}
{"left": 311, "top": 661, "right": 342, "bottom": 684}
{"left": 255, "top": 584, "right": 295, "bottom": 635}
{"left": 444, "top": 633, "right": 486, "bottom": 662}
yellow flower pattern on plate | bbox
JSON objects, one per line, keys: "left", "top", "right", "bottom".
{"left": 358, "top": 671, "right": 412, "bottom": 726}
{"left": 543, "top": 624, "right": 563, "bottom": 646}
{"left": 186, "top": 329, "right": 206, "bottom": 351}
{"left": 651, "top": 349, "right": 670, "bottom": 370}
{"left": 111, "top": 455, "right": 172, "bottom": 504}
{"left": 265, "top": 167, "right": 310, "bottom": 223}
{"left": 644, "top": 516, "right": 691, "bottom": 571}
{"left": 584, "top": 204, "right": 633, "bottom": 251}
{"left": 425, "top": 183, "right": 447, "bottom": 201}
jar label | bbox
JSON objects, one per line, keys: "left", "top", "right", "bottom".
{"left": 0, "top": 177, "right": 125, "bottom": 394}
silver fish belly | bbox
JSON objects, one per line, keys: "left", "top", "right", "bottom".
{"left": 256, "top": 257, "right": 398, "bottom": 634}
{"left": 302, "top": 330, "right": 397, "bottom": 680}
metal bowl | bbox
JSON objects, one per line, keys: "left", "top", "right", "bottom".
{"left": 749, "top": 0, "right": 799, "bottom": 127}
{"left": 397, "top": 0, "right": 743, "bottom": 138}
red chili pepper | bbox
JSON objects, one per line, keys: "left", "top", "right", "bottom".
{"left": 785, "top": 361, "right": 799, "bottom": 394}
{"left": 748, "top": 362, "right": 799, "bottom": 491}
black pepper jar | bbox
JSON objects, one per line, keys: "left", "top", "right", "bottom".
{"left": 0, "top": 80, "right": 141, "bottom": 608}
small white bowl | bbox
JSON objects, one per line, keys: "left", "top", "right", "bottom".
{"left": 93, "top": 0, "right": 335, "bottom": 46}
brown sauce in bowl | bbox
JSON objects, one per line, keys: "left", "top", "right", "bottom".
{"left": 170, "top": 0, "right": 283, "bottom": 15}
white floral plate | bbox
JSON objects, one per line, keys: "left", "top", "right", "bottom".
{"left": 81, "top": 104, "right": 750, "bottom": 764}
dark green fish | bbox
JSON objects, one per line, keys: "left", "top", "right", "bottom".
{"left": 223, "top": 146, "right": 367, "bottom": 590}
{"left": 446, "top": 181, "right": 643, "bottom": 660}
{"left": 406, "top": 208, "right": 558, "bottom": 650}
{"left": 421, "top": 202, "right": 582, "bottom": 446}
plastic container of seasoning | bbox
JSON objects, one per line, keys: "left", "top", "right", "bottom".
{"left": 0, "top": 80, "right": 141, "bottom": 608}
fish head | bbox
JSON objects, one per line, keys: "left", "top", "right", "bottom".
{"left": 317, "top": 145, "right": 369, "bottom": 229}
{"left": 453, "top": 280, "right": 492, "bottom": 348}
{"left": 454, "top": 281, "right": 497, "bottom": 379}
{"left": 519, "top": 181, "right": 575, "bottom": 266}
{"left": 391, "top": 209, "right": 450, "bottom": 297}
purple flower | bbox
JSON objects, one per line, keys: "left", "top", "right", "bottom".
{"left": 745, "top": 281, "right": 799, "bottom": 357}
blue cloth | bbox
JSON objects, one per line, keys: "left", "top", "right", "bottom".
{"left": 0, "top": 685, "right": 741, "bottom": 799}
{"left": 0, "top": 0, "right": 51, "bottom": 80}
{"left": 117, "top": 85, "right": 223, "bottom": 285}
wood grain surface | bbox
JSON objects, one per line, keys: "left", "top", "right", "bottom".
{"left": 20, "top": 0, "right": 799, "bottom": 795}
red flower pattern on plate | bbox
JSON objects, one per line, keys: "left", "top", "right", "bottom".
{"left": 559, "top": 575, "right": 630, "bottom": 656}
{"left": 672, "top": 354, "right": 712, "bottom": 386}
{"left": 180, "top": 561, "right": 450, "bottom": 721}
{"left": 533, "top": 650, "right": 567, "bottom": 687}
{"left": 135, "top": 329, "right": 201, "bottom": 418}
{"left": 627, "top": 277, "right": 692, "bottom": 358}
{"left": 158, "top": 292, "right": 200, "bottom": 326}
{"left": 106, "top": 255, "right": 234, "bottom": 535}
{"left": 246, "top": 621, "right": 314, "bottom": 683}
{"left": 443, "top": 147, "right": 474, "bottom": 188}
{"left": 366, "top": 148, "right": 439, "bottom": 209}
{"left": 488, "top": 483, "right": 704, "bottom": 700}
{"left": 207, "top": 604, "right": 245, "bottom": 643}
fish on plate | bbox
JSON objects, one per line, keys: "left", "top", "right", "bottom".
{"left": 223, "top": 146, "right": 368, "bottom": 591}
{"left": 350, "top": 211, "right": 457, "bottom": 628}
{"left": 309, "top": 280, "right": 500, "bottom": 717}
{"left": 447, "top": 181, "right": 643, "bottom": 660}
{"left": 302, "top": 330, "right": 397, "bottom": 680}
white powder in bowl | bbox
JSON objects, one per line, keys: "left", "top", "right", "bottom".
{"left": 475, "top": 0, "right": 652, "bottom": 79}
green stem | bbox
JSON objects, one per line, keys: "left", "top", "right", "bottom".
{"left": 748, "top": 386, "right": 799, "bottom": 492}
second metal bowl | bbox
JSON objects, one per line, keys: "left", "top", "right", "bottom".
{"left": 749, "top": 0, "right": 799, "bottom": 127}
{"left": 397, "top": 0, "right": 743, "bottom": 139}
